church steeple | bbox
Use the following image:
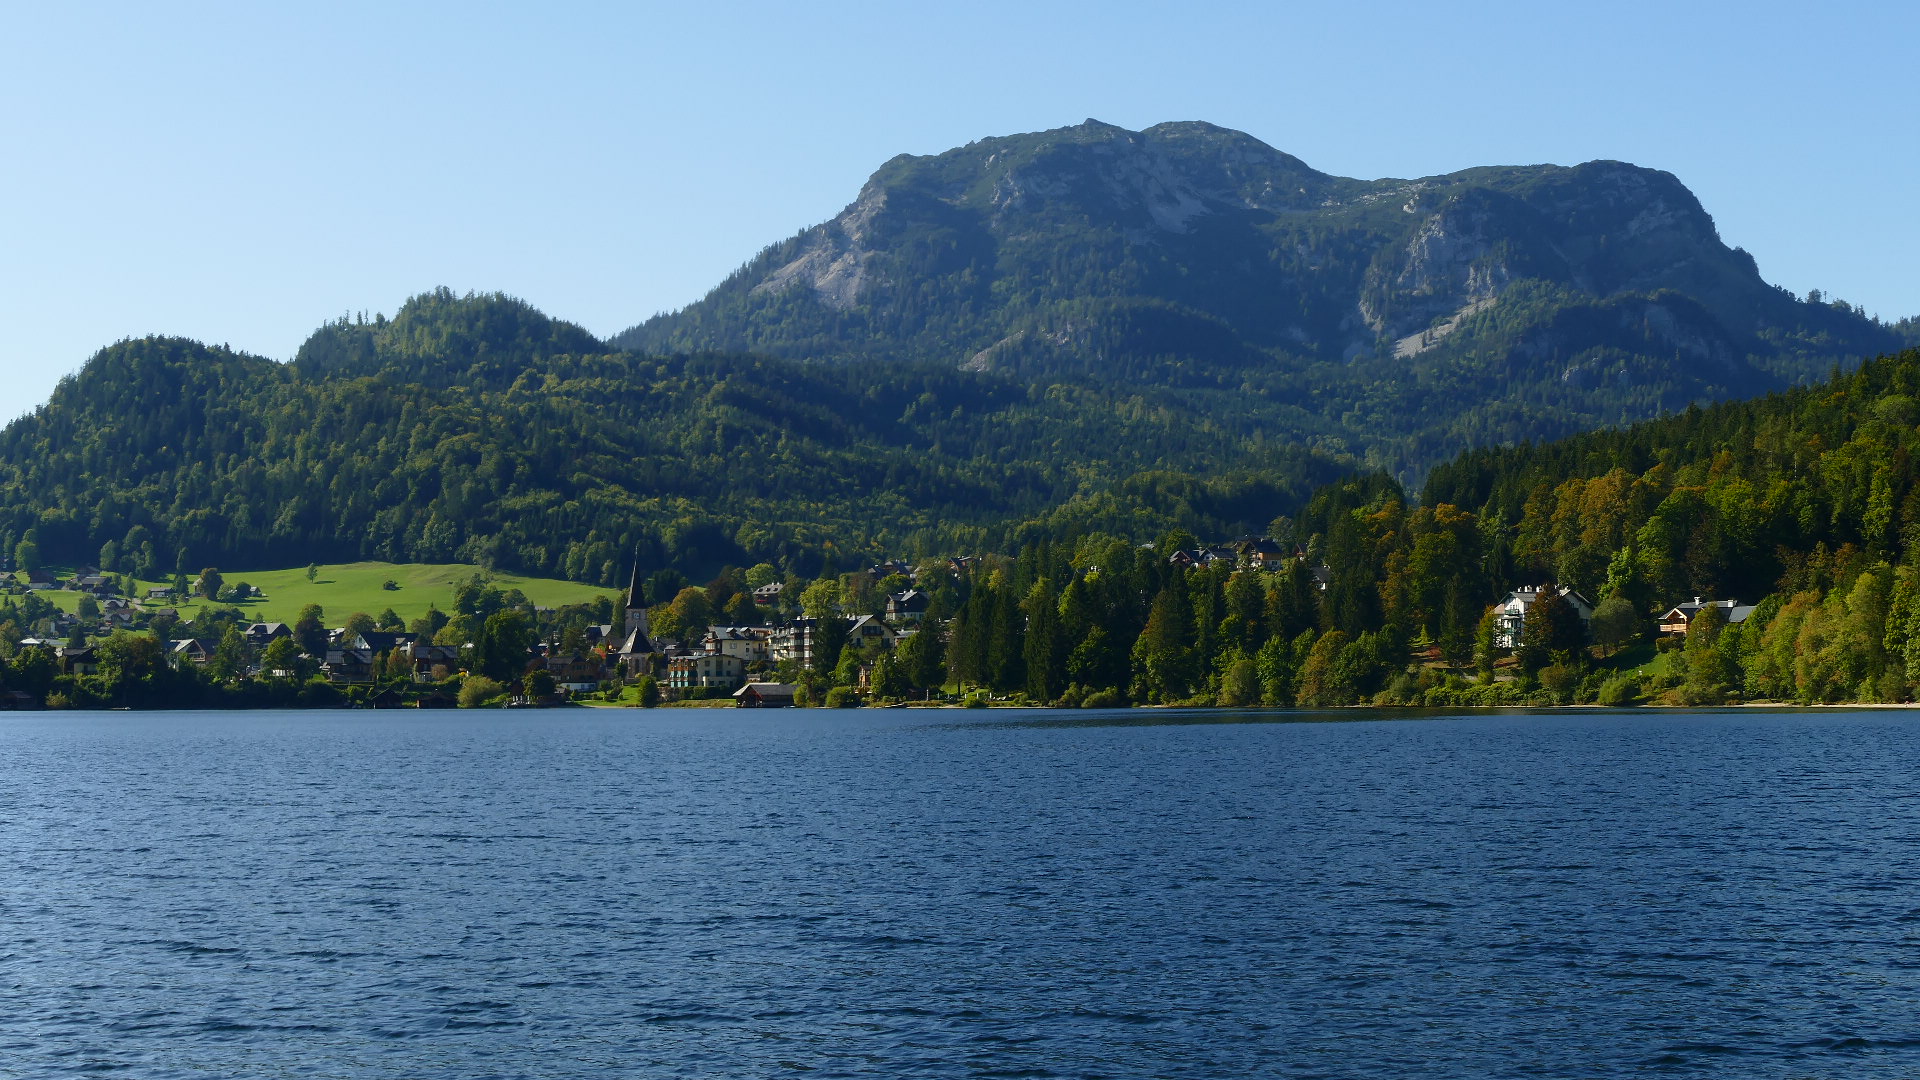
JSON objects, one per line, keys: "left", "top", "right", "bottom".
{"left": 624, "top": 558, "right": 650, "bottom": 638}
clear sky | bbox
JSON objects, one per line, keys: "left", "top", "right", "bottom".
{"left": 3, "top": 1, "right": 1916, "bottom": 416}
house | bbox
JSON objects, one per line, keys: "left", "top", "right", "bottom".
{"left": 666, "top": 652, "right": 747, "bottom": 696}
{"left": 772, "top": 618, "right": 819, "bottom": 667}
{"left": 1242, "top": 537, "right": 1288, "bottom": 569}
{"left": 72, "top": 574, "right": 113, "bottom": 594}
{"left": 867, "top": 559, "right": 914, "bottom": 580}
{"left": 1658, "top": 597, "right": 1757, "bottom": 636}
{"left": 24, "top": 569, "right": 56, "bottom": 590}
{"left": 885, "top": 589, "right": 930, "bottom": 624}
{"left": 145, "top": 587, "right": 175, "bottom": 602}
{"left": 703, "top": 626, "right": 770, "bottom": 666}
{"left": 406, "top": 643, "right": 464, "bottom": 682}
{"left": 733, "top": 681, "right": 797, "bottom": 708}
{"left": 244, "top": 622, "right": 292, "bottom": 647}
{"left": 846, "top": 614, "right": 897, "bottom": 649}
{"left": 351, "top": 630, "right": 413, "bottom": 655}
{"left": 1492, "top": 585, "right": 1595, "bottom": 649}
{"left": 751, "top": 582, "right": 785, "bottom": 606}
{"left": 1309, "top": 564, "right": 1332, "bottom": 591}
{"left": 323, "top": 648, "right": 375, "bottom": 684}
{"left": 169, "top": 638, "right": 216, "bottom": 664}
{"left": 772, "top": 615, "right": 893, "bottom": 668}
{"left": 0, "top": 690, "right": 42, "bottom": 710}
{"left": 541, "top": 652, "right": 608, "bottom": 693}
{"left": 369, "top": 688, "right": 406, "bottom": 709}
{"left": 56, "top": 645, "right": 98, "bottom": 676}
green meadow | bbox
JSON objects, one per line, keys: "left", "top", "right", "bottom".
{"left": 38, "top": 562, "right": 617, "bottom": 626}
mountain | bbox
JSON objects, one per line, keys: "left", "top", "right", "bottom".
{"left": 0, "top": 125, "right": 1906, "bottom": 587}
{"left": 615, "top": 120, "right": 1899, "bottom": 468}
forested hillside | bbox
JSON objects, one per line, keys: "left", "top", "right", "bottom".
{"left": 618, "top": 120, "right": 1899, "bottom": 470}
{"left": 0, "top": 291, "right": 1347, "bottom": 584}
{"left": 0, "top": 122, "right": 1910, "bottom": 637}
{"left": 892, "top": 347, "right": 1920, "bottom": 708}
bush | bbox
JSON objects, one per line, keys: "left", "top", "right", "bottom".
{"left": 1080, "top": 687, "right": 1126, "bottom": 709}
{"left": 962, "top": 689, "right": 991, "bottom": 708}
{"left": 823, "top": 686, "right": 860, "bottom": 708}
{"left": 1597, "top": 675, "right": 1642, "bottom": 707}
{"left": 1539, "top": 662, "right": 1581, "bottom": 697}
{"left": 636, "top": 676, "right": 661, "bottom": 708}
{"left": 298, "top": 677, "right": 345, "bottom": 708}
{"left": 458, "top": 676, "right": 506, "bottom": 708}
{"left": 1376, "top": 670, "right": 1423, "bottom": 705}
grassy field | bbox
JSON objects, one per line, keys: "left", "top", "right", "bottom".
{"left": 34, "top": 561, "right": 618, "bottom": 625}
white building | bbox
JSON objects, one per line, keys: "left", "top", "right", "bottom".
{"left": 1492, "top": 585, "right": 1594, "bottom": 650}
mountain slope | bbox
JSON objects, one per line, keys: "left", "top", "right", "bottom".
{"left": 0, "top": 293, "right": 1351, "bottom": 583}
{"left": 615, "top": 120, "right": 1898, "bottom": 469}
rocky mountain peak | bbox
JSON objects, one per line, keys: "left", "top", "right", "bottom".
{"left": 615, "top": 121, "right": 1895, "bottom": 462}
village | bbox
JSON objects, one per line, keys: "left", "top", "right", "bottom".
{"left": 0, "top": 539, "right": 1748, "bottom": 710}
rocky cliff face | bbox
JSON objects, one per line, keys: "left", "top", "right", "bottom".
{"left": 613, "top": 120, "right": 1897, "bottom": 469}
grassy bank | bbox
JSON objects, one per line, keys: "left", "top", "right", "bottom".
{"left": 38, "top": 561, "right": 617, "bottom": 625}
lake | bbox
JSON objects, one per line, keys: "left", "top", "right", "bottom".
{"left": 2, "top": 707, "right": 1917, "bottom": 1078}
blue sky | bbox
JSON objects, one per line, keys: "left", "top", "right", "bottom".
{"left": 3, "top": 1, "right": 1915, "bottom": 414}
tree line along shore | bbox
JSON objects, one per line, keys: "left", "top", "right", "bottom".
{"left": 9, "top": 347, "right": 1920, "bottom": 712}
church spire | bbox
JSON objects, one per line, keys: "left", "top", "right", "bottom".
{"left": 624, "top": 557, "right": 650, "bottom": 639}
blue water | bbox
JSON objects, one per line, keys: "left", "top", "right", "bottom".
{"left": 2, "top": 707, "right": 1919, "bottom": 1078}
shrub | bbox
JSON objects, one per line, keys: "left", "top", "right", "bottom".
{"left": 1539, "top": 663, "right": 1581, "bottom": 697}
{"left": 823, "top": 686, "right": 860, "bottom": 708}
{"left": 1597, "top": 675, "right": 1641, "bottom": 707}
{"left": 1080, "top": 687, "right": 1126, "bottom": 709}
{"left": 458, "top": 676, "right": 506, "bottom": 708}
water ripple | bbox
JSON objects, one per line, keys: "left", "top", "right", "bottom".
{"left": 2, "top": 707, "right": 1919, "bottom": 1077}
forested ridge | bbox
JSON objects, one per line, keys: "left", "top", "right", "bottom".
{"left": 6, "top": 311, "right": 1920, "bottom": 707}
{"left": 0, "top": 290, "right": 1348, "bottom": 585}
{"left": 843, "top": 345, "right": 1920, "bottom": 709}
